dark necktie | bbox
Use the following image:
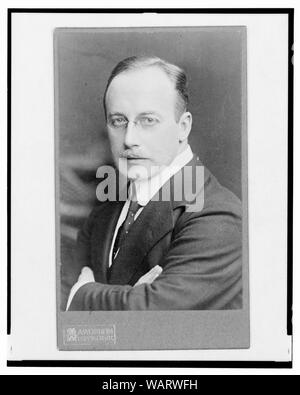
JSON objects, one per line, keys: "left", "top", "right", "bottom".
{"left": 112, "top": 200, "right": 142, "bottom": 260}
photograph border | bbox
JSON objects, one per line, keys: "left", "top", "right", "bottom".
{"left": 55, "top": 24, "right": 249, "bottom": 353}
{"left": 7, "top": 7, "right": 294, "bottom": 369}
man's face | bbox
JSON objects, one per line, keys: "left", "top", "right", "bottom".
{"left": 105, "top": 67, "right": 186, "bottom": 180}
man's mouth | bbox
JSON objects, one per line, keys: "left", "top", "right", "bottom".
{"left": 121, "top": 154, "right": 147, "bottom": 160}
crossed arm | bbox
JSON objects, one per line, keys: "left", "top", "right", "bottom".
{"left": 67, "top": 212, "right": 243, "bottom": 311}
{"left": 66, "top": 264, "right": 162, "bottom": 310}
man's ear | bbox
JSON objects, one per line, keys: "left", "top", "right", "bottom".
{"left": 178, "top": 112, "right": 192, "bottom": 142}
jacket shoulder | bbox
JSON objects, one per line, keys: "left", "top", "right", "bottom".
{"left": 184, "top": 164, "right": 241, "bottom": 216}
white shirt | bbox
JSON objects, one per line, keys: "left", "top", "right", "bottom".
{"left": 66, "top": 144, "right": 193, "bottom": 310}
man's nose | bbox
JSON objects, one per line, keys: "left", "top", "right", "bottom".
{"left": 124, "top": 121, "right": 139, "bottom": 147}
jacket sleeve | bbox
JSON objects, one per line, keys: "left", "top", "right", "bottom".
{"left": 68, "top": 209, "right": 243, "bottom": 311}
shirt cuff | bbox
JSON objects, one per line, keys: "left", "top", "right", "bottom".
{"left": 66, "top": 267, "right": 95, "bottom": 311}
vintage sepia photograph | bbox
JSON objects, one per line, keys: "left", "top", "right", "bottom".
{"left": 54, "top": 26, "right": 249, "bottom": 350}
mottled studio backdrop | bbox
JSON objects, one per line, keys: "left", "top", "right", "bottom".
{"left": 55, "top": 27, "right": 245, "bottom": 309}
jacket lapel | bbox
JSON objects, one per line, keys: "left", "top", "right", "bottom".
{"left": 108, "top": 198, "right": 174, "bottom": 285}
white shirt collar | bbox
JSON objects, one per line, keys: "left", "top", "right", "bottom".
{"left": 128, "top": 144, "right": 193, "bottom": 206}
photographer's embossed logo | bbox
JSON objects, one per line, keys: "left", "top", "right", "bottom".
{"left": 63, "top": 325, "right": 116, "bottom": 345}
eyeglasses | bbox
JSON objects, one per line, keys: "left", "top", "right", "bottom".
{"left": 107, "top": 115, "right": 160, "bottom": 130}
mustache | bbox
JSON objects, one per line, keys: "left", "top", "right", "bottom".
{"left": 120, "top": 150, "right": 146, "bottom": 159}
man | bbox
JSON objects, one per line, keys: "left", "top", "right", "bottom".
{"left": 66, "top": 56, "right": 242, "bottom": 311}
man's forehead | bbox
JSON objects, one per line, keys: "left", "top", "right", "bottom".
{"left": 107, "top": 67, "right": 176, "bottom": 99}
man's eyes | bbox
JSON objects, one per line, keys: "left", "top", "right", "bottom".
{"left": 109, "top": 116, "right": 159, "bottom": 128}
{"left": 110, "top": 117, "right": 127, "bottom": 127}
{"left": 139, "top": 117, "right": 158, "bottom": 126}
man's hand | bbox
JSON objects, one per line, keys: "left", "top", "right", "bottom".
{"left": 66, "top": 266, "right": 95, "bottom": 310}
{"left": 134, "top": 265, "right": 163, "bottom": 286}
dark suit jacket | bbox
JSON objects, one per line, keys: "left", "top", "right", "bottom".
{"left": 68, "top": 155, "right": 243, "bottom": 311}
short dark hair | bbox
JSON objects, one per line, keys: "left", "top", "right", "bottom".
{"left": 103, "top": 56, "right": 189, "bottom": 121}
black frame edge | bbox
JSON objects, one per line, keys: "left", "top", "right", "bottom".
{"left": 6, "top": 360, "right": 293, "bottom": 368}
{"left": 6, "top": 7, "right": 294, "bottom": 369}
{"left": 7, "top": 8, "right": 295, "bottom": 14}
{"left": 7, "top": 9, "right": 12, "bottom": 337}
{"left": 287, "top": 8, "right": 294, "bottom": 337}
